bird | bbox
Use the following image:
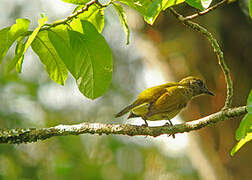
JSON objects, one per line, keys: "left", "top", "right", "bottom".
{"left": 115, "top": 76, "right": 214, "bottom": 127}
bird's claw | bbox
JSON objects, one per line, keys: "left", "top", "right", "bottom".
{"left": 141, "top": 123, "right": 148, "bottom": 127}
{"left": 164, "top": 122, "right": 172, "bottom": 126}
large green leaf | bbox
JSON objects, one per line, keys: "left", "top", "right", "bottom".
{"left": 118, "top": 0, "right": 153, "bottom": 16}
{"left": 0, "top": 18, "right": 30, "bottom": 63}
{"left": 31, "top": 30, "right": 68, "bottom": 85}
{"left": 62, "top": 0, "right": 90, "bottom": 5}
{"left": 112, "top": 3, "right": 130, "bottom": 45}
{"left": 48, "top": 21, "right": 113, "bottom": 99}
{"left": 70, "top": 4, "right": 104, "bottom": 33}
{"left": 16, "top": 16, "right": 47, "bottom": 72}
{"left": 231, "top": 90, "right": 252, "bottom": 156}
{"left": 144, "top": 0, "right": 185, "bottom": 25}
{"left": 186, "top": 0, "right": 204, "bottom": 10}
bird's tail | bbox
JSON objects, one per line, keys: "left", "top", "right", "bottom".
{"left": 115, "top": 103, "right": 137, "bottom": 118}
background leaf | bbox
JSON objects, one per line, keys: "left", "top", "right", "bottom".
{"left": 70, "top": 4, "right": 104, "bottom": 33}
{"left": 16, "top": 16, "right": 47, "bottom": 72}
{"left": 31, "top": 30, "right": 68, "bottom": 85}
{"left": 0, "top": 18, "right": 30, "bottom": 63}
{"left": 49, "top": 21, "right": 113, "bottom": 99}
{"left": 62, "top": 0, "right": 90, "bottom": 5}
{"left": 112, "top": 3, "right": 130, "bottom": 45}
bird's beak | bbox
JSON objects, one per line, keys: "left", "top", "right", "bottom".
{"left": 204, "top": 88, "right": 215, "bottom": 96}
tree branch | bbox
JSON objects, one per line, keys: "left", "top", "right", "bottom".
{"left": 169, "top": 7, "right": 233, "bottom": 109}
{"left": 184, "top": 0, "right": 228, "bottom": 20}
{"left": 42, "top": 0, "right": 105, "bottom": 30}
{"left": 0, "top": 106, "right": 246, "bottom": 144}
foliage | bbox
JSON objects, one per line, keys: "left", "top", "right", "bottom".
{"left": 2, "top": 0, "right": 250, "bottom": 100}
{"left": 231, "top": 90, "right": 252, "bottom": 156}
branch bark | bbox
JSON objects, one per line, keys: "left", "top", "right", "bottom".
{"left": 184, "top": 0, "right": 228, "bottom": 20}
{"left": 0, "top": 106, "right": 246, "bottom": 144}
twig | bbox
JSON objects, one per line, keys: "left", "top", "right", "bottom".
{"left": 0, "top": 106, "right": 246, "bottom": 144}
{"left": 43, "top": 0, "right": 99, "bottom": 30}
{"left": 184, "top": 0, "right": 228, "bottom": 20}
{"left": 169, "top": 7, "right": 233, "bottom": 109}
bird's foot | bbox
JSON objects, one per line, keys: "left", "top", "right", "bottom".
{"left": 141, "top": 123, "right": 148, "bottom": 127}
{"left": 165, "top": 120, "right": 175, "bottom": 138}
{"left": 164, "top": 119, "right": 173, "bottom": 127}
{"left": 141, "top": 119, "right": 149, "bottom": 127}
{"left": 164, "top": 122, "right": 172, "bottom": 126}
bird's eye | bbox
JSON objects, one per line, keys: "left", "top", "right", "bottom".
{"left": 197, "top": 80, "right": 203, "bottom": 87}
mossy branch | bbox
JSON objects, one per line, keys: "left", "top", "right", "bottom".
{"left": 0, "top": 106, "right": 246, "bottom": 144}
{"left": 169, "top": 7, "right": 233, "bottom": 109}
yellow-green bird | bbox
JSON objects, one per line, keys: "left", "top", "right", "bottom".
{"left": 115, "top": 76, "right": 214, "bottom": 126}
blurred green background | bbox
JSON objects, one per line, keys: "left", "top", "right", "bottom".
{"left": 0, "top": 0, "right": 252, "bottom": 179}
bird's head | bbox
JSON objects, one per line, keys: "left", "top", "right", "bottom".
{"left": 179, "top": 76, "right": 214, "bottom": 97}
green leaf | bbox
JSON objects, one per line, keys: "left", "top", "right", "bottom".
{"left": 0, "top": 18, "right": 30, "bottom": 63}
{"left": 118, "top": 0, "right": 153, "bottom": 16}
{"left": 186, "top": 0, "right": 204, "bottom": 11}
{"left": 6, "top": 36, "right": 26, "bottom": 73}
{"left": 231, "top": 91, "right": 252, "bottom": 156}
{"left": 62, "top": 0, "right": 90, "bottom": 5}
{"left": 31, "top": 30, "right": 68, "bottom": 85}
{"left": 0, "top": 27, "right": 11, "bottom": 62}
{"left": 201, "top": 0, "right": 212, "bottom": 9}
{"left": 70, "top": 4, "right": 104, "bottom": 33}
{"left": 16, "top": 16, "right": 47, "bottom": 72}
{"left": 144, "top": 0, "right": 162, "bottom": 25}
{"left": 112, "top": 3, "right": 130, "bottom": 45}
{"left": 163, "top": 0, "right": 186, "bottom": 9}
{"left": 231, "top": 129, "right": 252, "bottom": 156}
{"left": 49, "top": 21, "right": 113, "bottom": 99}
{"left": 249, "top": 0, "right": 252, "bottom": 19}
{"left": 235, "top": 114, "right": 252, "bottom": 140}
{"left": 247, "top": 90, "right": 252, "bottom": 113}
{"left": 144, "top": 0, "right": 185, "bottom": 25}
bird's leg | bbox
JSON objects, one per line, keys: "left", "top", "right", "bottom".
{"left": 142, "top": 119, "right": 149, "bottom": 127}
{"left": 141, "top": 117, "right": 149, "bottom": 127}
{"left": 164, "top": 119, "right": 173, "bottom": 126}
{"left": 165, "top": 119, "right": 175, "bottom": 139}
{"left": 168, "top": 119, "right": 173, "bottom": 126}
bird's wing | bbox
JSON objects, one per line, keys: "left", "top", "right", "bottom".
{"left": 147, "top": 86, "right": 188, "bottom": 117}
{"left": 115, "top": 82, "right": 179, "bottom": 118}
{"left": 136, "top": 82, "right": 178, "bottom": 104}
